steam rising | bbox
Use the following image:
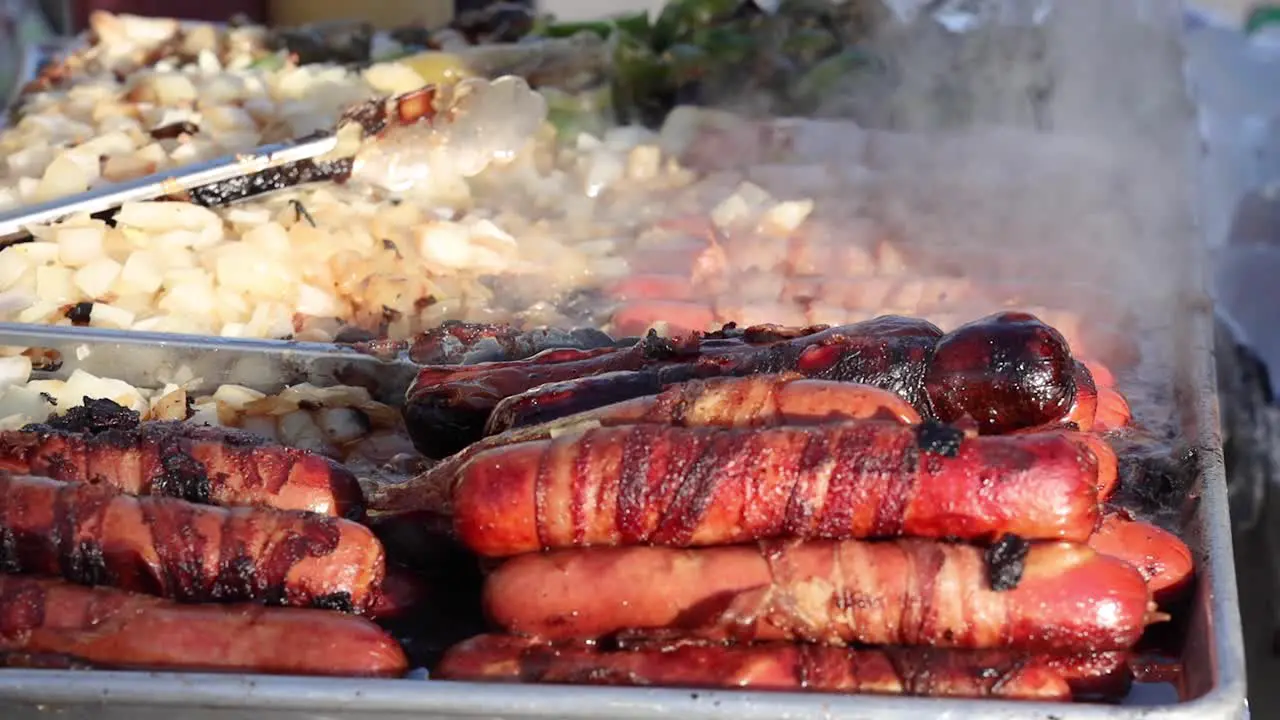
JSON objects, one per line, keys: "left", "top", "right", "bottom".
{"left": 539, "top": 0, "right": 1200, "bottom": 403}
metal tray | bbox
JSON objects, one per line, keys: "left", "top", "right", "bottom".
{"left": 0, "top": 3, "right": 1249, "bottom": 718}
{"left": 0, "top": 278, "right": 1247, "bottom": 720}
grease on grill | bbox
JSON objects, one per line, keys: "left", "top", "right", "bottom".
{"left": 984, "top": 534, "right": 1030, "bottom": 592}
{"left": 63, "top": 302, "right": 93, "bottom": 326}
{"left": 915, "top": 420, "right": 964, "bottom": 457}
{"left": 26, "top": 398, "right": 140, "bottom": 434}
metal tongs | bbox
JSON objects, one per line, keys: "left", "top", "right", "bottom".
{"left": 0, "top": 75, "right": 548, "bottom": 242}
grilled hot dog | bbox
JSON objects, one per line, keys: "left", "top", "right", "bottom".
{"left": 438, "top": 634, "right": 1123, "bottom": 701}
{"left": 452, "top": 422, "right": 1109, "bottom": 556}
{"left": 0, "top": 418, "right": 363, "bottom": 518}
{"left": 483, "top": 539, "right": 1159, "bottom": 652}
{"left": 0, "top": 474, "right": 384, "bottom": 612}
{"left": 0, "top": 574, "right": 406, "bottom": 676}
{"left": 1088, "top": 513, "right": 1194, "bottom": 605}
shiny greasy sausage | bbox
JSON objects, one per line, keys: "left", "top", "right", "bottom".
{"left": 453, "top": 422, "right": 1106, "bottom": 556}
{"left": 0, "top": 574, "right": 406, "bottom": 676}
{"left": 0, "top": 421, "right": 363, "bottom": 518}
{"left": 1088, "top": 513, "right": 1194, "bottom": 605}
{"left": 483, "top": 539, "right": 1157, "bottom": 652}
{"left": 438, "top": 634, "right": 1091, "bottom": 700}
{"left": 0, "top": 474, "right": 384, "bottom": 611}
{"left": 485, "top": 374, "right": 922, "bottom": 436}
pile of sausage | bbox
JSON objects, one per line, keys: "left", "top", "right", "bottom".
{"left": 0, "top": 399, "right": 407, "bottom": 677}
{"left": 368, "top": 311, "right": 1195, "bottom": 702}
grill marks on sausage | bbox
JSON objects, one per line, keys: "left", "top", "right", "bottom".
{"left": 463, "top": 421, "right": 1099, "bottom": 556}
{"left": 407, "top": 312, "right": 1084, "bottom": 457}
{"left": 0, "top": 422, "right": 360, "bottom": 516}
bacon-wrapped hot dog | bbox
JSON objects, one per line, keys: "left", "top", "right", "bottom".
{"left": 452, "top": 422, "right": 1109, "bottom": 556}
{"left": 483, "top": 540, "right": 1159, "bottom": 652}
{"left": 0, "top": 474, "right": 384, "bottom": 612}
{"left": 484, "top": 373, "right": 922, "bottom": 436}
{"left": 370, "top": 376, "right": 923, "bottom": 516}
{"left": 0, "top": 414, "right": 363, "bottom": 518}
{"left": 405, "top": 312, "right": 1091, "bottom": 457}
{"left": 0, "top": 575, "right": 407, "bottom": 676}
{"left": 437, "top": 634, "right": 1124, "bottom": 701}
{"left": 1088, "top": 513, "right": 1194, "bottom": 606}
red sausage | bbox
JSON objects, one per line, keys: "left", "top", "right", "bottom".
{"left": 0, "top": 421, "right": 364, "bottom": 518}
{"left": 483, "top": 540, "right": 1158, "bottom": 652}
{"left": 0, "top": 474, "right": 385, "bottom": 612}
{"left": 1088, "top": 513, "right": 1194, "bottom": 605}
{"left": 0, "top": 574, "right": 407, "bottom": 676}
{"left": 453, "top": 422, "right": 1103, "bottom": 557}
{"left": 437, "top": 634, "right": 1084, "bottom": 700}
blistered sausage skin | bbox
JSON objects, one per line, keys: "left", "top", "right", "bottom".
{"left": 483, "top": 540, "right": 1157, "bottom": 652}
{"left": 0, "top": 575, "right": 407, "bottom": 676}
{"left": 452, "top": 422, "right": 1103, "bottom": 557}
{"left": 0, "top": 422, "right": 364, "bottom": 518}
{"left": 372, "top": 376, "right": 922, "bottom": 516}
{"left": 438, "top": 634, "right": 1089, "bottom": 701}
{"left": 0, "top": 474, "right": 384, "bottom": 612}
{"left": 1088, "top": 513, "right": 1194, "bottom": 605}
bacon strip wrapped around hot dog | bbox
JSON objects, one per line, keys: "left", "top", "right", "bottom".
{"left": 405, "top": 312, "right": 1101, "bottom": 457}
{"left": 0, "top": 412, "right": 363, "bottom": 518}
{"left": 483, "top": 539, "right": 1159, "bottom": 652}
{"left": 0, "top": 474, "right": 384, "bottom": 612}
{"left": 450, "top": 421, "right": 1111, "bottom": 556}
{"left": 0, "top": 575, "right": 406, "bottom": 676}
{"left": 438, "top": 634, "right": 1131, "bottom": 701}
{"left": 370, "top": 375, "right": 924, "bottom": 516}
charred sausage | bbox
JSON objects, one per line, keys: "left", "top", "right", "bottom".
{"left": 483, "top": 539, "right": 1158, "bottom": 652}
{"left": 0, "top": 420, "right": 363, "bottom": 518}
{"left": 438, "top": 634, "right": 1098, "bottom": 701}
{"left": 0, "top": 474, "right": 384, "bottom": 611}
{"left": 485, "top": 374, "right": 922, "bottom": 436}
{"left": 0, "top": 574, "right": 406, "bottom": 676}
{"left": 452, "top": 422, "right": 1106, "bottom": 556}
{"left": 373, "top": 377, "right": 923, "bottom": 516}
{"left": 405, "top": 312, "right": 1094, "bottom": 458}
